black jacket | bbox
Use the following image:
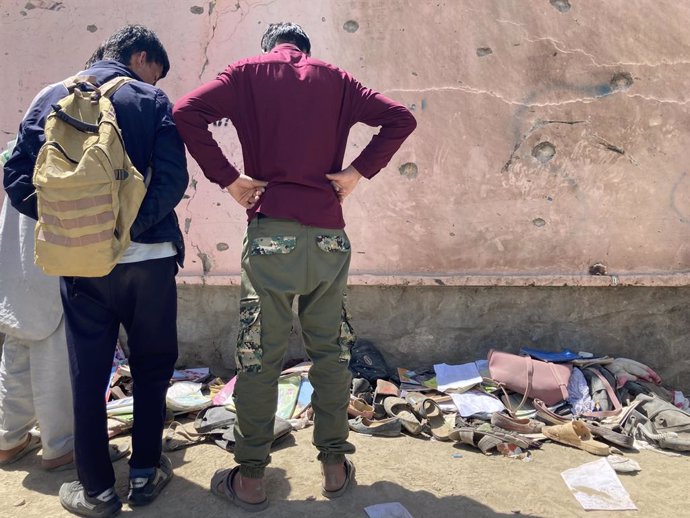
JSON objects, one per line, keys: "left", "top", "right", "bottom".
{"left": 3, "top": 60, "right": 188, "bottom": 265}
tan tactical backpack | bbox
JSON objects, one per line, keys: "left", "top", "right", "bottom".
{"left": 33, "top": 76, "right": 147, "bottom": 277}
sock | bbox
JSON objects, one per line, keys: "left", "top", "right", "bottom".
{"left": 87, "top": 487, "right": 116, "bottom": 502}
{"left": 130, "top": 466, "right": 155, "bottom": 486}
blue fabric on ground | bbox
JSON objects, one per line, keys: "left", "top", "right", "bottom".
{"left": 567, "top": 367, "right": 594, "bottom": 416}
{"left": 519, "top": 347, "right": 582, "bottom": 363}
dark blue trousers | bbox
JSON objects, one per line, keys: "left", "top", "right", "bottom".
{"left": 60, "top": 257, "right": 178, "bottom": 494}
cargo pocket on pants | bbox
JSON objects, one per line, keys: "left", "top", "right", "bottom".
{"left": 236, "top": 299, "right": 262, "bottom": 373}
{"left": 338, "top": 294, "right": 356, "bottom": 362}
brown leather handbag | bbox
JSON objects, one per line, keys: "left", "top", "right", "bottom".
{"left": 488, "top": 349, "right": 572, "bottom": 406}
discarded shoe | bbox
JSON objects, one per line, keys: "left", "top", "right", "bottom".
{"left": 127, "top": 454, "right": 173, "bottom": 506}
{"left": 584, "top": 421, "right": 634, "bottom": 449}
{"left": 606, "top": 454, "right": 641, "bottom": 474}
{"left": 542, "top": 421, "right": 610, "bottom": 456}
{"left": 373, "top": 379, "right": 400, "bottom": 419}
{"left": 0, "top": 432, "right": 41, "bottom": 466}
{"left": 383, "top": 397, "right": 424, "bottom": 435}
{"left": 59, "top": 482, "right": 122, "bottom": 518}
{"left": 533, "top": 398, "right": 571, "bottom": 425}
{"left": 449, "top": 425, "right": 536, "bottom": 454}
{"left": 210, "top": 465, "right": 269, "bottom": 513}
{"left": 348, "top": 416, "right": 402, "bottom": 437}
{"left": 348, "top": 397, "right": 375, "bottom": 420}
{"left": 449, "top": 427, "right": 504, "bottom": 454}
{"left": 321, "top": 458, "right": 356, "bottom": 499}
{"left": 491, "top": 412, "right": 544, "bottom": 434}
{"left": 414, "top": 398, "right": 451, "bottom": 441}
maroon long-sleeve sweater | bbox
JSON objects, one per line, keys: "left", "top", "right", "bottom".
{"left": 173, "top": 43, "right": 416, "bottom": 229}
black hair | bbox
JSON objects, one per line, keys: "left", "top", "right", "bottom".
{"left": 260, "top": 22, "right": 311, "bottom": 54}
{"left": 84, "top": 43, "right": 105, "bottom": 68}
{"left": 97, "top": 25, "right": 170, "bottom": 77}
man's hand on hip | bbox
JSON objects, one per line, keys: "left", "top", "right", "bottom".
{"left": 226, "top": 175, "right": 268, "bottom": 209}
{"left": 325, "top": 165, "right": 363, "bottom": 203}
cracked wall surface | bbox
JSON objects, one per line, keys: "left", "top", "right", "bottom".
{"left": 1, "top": 0, "right": 689, "bottom": 281}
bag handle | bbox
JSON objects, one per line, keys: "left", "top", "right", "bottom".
{"left": 548, "top": 361, "right": 569, "bottom": 401}
{"left": 501, "top": 355, "right": 534, "bottom": 417}
{"left": 61, "top": 75, "right": 98, "bottom": 93}
{"left": 51, "top": 104, "right": 99, "bottom": 133}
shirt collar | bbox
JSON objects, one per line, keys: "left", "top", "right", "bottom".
{"left": 271, "top": 43, "right": 303, "bottom": 54}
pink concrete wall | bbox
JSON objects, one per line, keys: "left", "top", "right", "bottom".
{"left": 1, "top": 1, "right": 688, "bottom": 285}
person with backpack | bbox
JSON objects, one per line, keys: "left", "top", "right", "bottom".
{"left": 0, "top": 140, "right": 129, "bottom": 474}
{"left": 3, "top": 25, "right": 188, "bottom": 517}
{"left": 173, "top": 22, "right": 416, "bottom": 511}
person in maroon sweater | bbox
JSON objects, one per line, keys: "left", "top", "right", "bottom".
{"left": 173, "top": 22, "right": 415, "bottom": 511}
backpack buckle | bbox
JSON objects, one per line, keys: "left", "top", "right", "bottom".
{"left": 114, "top": 169, "right": 129, "bottom": 180}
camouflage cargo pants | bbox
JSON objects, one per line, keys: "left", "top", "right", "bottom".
{"left": 232, "top": 216, "right": 356, "bottom": 478}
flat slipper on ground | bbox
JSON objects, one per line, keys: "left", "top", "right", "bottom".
{"left": 491, "top": 412, "right": 544, "bottom": 434}
{"left": 543, "top": 420, "right": 611, "bottom": 456}
{"left": 348, "top": 416, "right": 402, "bottom": 437}
{"left": 373, "top": 379, "right": 400, "bottom": 419}
{"left": 0, "top": 433, "right": 41, "bottom": 465}
{"left": 449, "top": 426, "right": 536, "bottom": 454}
{"left": 585, "top": 421, "right": 634, "bottom": 449}
{"left": 383, "top": 397, "right": 423, "bottom": 435}
{"left": 532, "top": 398, "right": 571, "bottom": 425}
{"left": 210, "top": 466, "right": 269, "bottom": 513}
{"left": 607, "top": 454, "right": 642, "bottom": 473}
{"left": 416, "top": 398, "right": 452, "bottom": 441}
{"left": 348, "top": 397, "right": 375, "bottom": 420}
{"left": 321, "top": 458, "right": 356, "bottom": 499}
{"left": 449, "top": 427, "right": 504, "bottom": 454}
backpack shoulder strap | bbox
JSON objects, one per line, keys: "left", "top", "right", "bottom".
{"left": 99, "top": 76, "right": 133, "bottom": 99}
{"left": 61, "top": 75, "right": 98, "bottom": 93}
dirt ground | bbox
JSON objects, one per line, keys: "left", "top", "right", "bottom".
{"left": 0, "top": 427, "right": 688, "bottom": 518}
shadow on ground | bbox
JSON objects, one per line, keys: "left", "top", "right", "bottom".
{"left": 7, "top": 442, "right": 535, "bottom": 518}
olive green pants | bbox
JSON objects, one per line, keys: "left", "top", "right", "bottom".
{"left": 232, "top": 217, "right": 356, "bottom": 478}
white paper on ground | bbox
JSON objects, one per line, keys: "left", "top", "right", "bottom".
{"left": 364, "top": 502, "right": 414, "bottom": 518}
{"left": 434, "top": 362, "right": 483, "bottom": 392}
{"left": 561, "top": 457, "right": 637, "bottom": 511}
{"left": 450, "top": 390, "right": 505, "bottom": 417}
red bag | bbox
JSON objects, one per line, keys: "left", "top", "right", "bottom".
{"left": 488, "top": 349, "right": 572, "bottom": 406}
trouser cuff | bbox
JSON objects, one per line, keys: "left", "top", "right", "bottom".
{"left": 318, "top": 452, "right": 346, "bottom": 465}
{"left": 239, "top": 465, "right": 266, "bottom": 479}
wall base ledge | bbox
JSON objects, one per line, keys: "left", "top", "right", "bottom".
{"left": 177, "top": 272, "right": 690, "bottom": 287}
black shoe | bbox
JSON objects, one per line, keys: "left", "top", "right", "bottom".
{"left": 59, "top": 481, "right": 122, "bottom": 518}
{"left": 127, "top": 454, "right": 173, "bottom": 507}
